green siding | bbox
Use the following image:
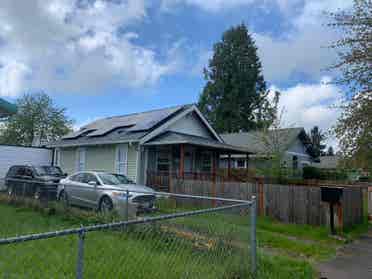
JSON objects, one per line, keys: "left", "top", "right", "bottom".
{"left": 86, "top": 145, "right": 115, "bottom": 173}
{"left": 60, "top": 148, "right": 76, "bottom": 175}
{"left": 59, "top": 144, "right": 139, "bottom": 182}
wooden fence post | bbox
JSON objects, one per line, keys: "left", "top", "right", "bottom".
{"left": 337, "top": 202, "right": 343, "bottom": 232}
{"left": 212, "top": 151, "right": 217, "bottom": 207}
{"left": 258, "top": 177, "right": 264, "bottom": 216}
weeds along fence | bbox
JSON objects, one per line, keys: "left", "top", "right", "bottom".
{"left": 0, "top": 190, "right": 256, "bottom": 279}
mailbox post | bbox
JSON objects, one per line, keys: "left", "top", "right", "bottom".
{"left": 321, "top": 187, "right": 343, "bottom": 234}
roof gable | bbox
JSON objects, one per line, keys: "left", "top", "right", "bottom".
{"left": 221, "top": 128, "right": 312, "bottom": 155}
{"left": 139, "top": 105, "right": 223, "bottom": 144}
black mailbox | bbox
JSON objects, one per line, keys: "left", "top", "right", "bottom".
{"left": 321, "top": 186, "right": 344, "bottom": 235}
{"left": 321, "top": 187, "right": 343, "bottom": 204}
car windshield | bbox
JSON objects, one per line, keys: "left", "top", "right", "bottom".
{"left": 35, "top": 166, "right": 63, "bottom": 176}
{"left": 113, "top": 174, "right": 134, "bottom": 184}
{"left": 98, "top": 173, "right": 123, "bottom": 186}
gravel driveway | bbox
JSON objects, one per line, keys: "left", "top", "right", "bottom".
{"left": 318, "top": 229, "right": 372, "bottom": 279}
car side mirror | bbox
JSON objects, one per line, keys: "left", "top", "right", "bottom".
{"left": 88, "top": 181, "right": 97, "bottom": 186}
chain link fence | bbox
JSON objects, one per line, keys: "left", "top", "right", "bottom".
{"left": 0, "top": 188, "right": 256, "bottom": 279}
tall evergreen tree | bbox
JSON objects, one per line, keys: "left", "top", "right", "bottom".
{"left": 327, "top": 146, "right": 335, "bottom": 156}
{"left": 309, "top": 126, "right": 326, "bottom": 158}
{"left": 198, "top": 24, "right": 274, "bottom": 133}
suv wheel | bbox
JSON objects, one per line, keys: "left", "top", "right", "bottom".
{"left": 100, "top": 196, "right": 113, "bottom": 213}
{"left": 7, "top": 186, "right": 14, "bottom": 197}
{"left": 34, "top": 187, "right": 41, "bottom": 200}
{"left": 59, "top": 190, "right": 69, "bottom": 207}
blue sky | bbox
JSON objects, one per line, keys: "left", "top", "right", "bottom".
{"left": 0, "top": 0, "right": 352, "bottom": 147}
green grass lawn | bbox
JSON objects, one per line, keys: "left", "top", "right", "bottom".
{"left": 0, "top": 196, "right": 369, "bottom": 279}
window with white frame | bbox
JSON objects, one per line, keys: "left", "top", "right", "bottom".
{"left": 292, "top": 156, "right": 298, "bottom": 170}
{"left": 54, "top": 148, "right": 61, "bottom": 167}
{"left": 236, "top": 159, "right": 246, "bottom": 168}
{"left": 76, "top": 148, "right": 86, "bottom": 171}
{"left": 116, "top": 145, "right": 128, "bottom": 175}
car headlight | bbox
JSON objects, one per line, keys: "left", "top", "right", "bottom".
{"left": 112, "top": 191, "right": 132, "bottom": 198}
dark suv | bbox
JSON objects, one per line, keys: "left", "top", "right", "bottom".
{"left": 5, "top": 165, "right": 67, "bottom": 200}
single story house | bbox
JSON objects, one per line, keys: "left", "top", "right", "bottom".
{"left": 220, "top": 128, "right": 316, "bottom": 171}
{"left": 311, "top": 155, "right": 340, "bottom": 169}
{"left": 0, "top": 98, "right": 17, "bottom": 118}
{"left": 48, "top": 104, "right": 251, "bottom": 188}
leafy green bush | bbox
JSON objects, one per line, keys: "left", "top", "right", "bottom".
{"left": 302, "top": 166, "right": 348, "bottom": 181}
{"left": 303, "top": 166, "right": 321, "bottom": 179}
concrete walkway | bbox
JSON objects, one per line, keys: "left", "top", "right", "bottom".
{"left": 318, "top": 229, "right": 372, "bottom": 279}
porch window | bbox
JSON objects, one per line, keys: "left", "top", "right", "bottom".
{"left": 116, "top": 145, "right": 128, "bottom": 175}
{"left": 157, "top": 151, "right": 170, "bottom": 172}
{"left": 236, "top": 159, "right": 246, "bottom": 168}
{"left": 76, "top": 148, "right": 86, "bottom": 171}
{"left": 201, "top": 152, "right": 212, "bottom": 172}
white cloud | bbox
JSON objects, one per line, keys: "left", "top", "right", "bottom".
{"left": 254, "top": 0, "right": 353, "bottom": 82}
{"left": 161, "top": 0, "right": 255, "bottom": 12}
{"left": 0, "top": 60, "right": 30, "bottom": 97}
{"left": 271, "top": 76, "right": 342, "bottom": 148}
{"left": 162, "top": 0, "right": 353, "bottom": 82}
{"left": 0, "top": 0, "right": 176, "bottom": 97}
{"left": 254, "top": 25, "right": 337, "bottom": 82}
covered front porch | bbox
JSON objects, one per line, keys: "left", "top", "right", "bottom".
{"left": 142, "top": 132, "right": 251, "bottom": 191}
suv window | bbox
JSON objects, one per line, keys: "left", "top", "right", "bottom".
{"left": 24, "top": 168, "right": 34, "bottom": 178}
{"left": 15, "top": 167, "right": 26, "bottom": 177}
{"left": 7, "top": 166, "right": 19, "bottom": 177}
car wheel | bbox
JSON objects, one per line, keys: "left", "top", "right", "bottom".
{"left": 34, "top": 187, "right": 41, "bottom": 200}
{"left": 59, "top": 190, "right": 69, "bottom": 207}
{"left": 100, "top": 196, "right": 113, "bottom": 213}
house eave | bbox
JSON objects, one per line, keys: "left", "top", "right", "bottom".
{"left": 47, "top": 139, "right": 140, "bottom": 148}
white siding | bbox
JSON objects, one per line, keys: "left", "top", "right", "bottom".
{"left": 167, "top": 112, "right": 213, "bottom": 139}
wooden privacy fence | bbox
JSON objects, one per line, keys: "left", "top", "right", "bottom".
{"left": 167, "top": 178, "right": 365, "bottom": 229}
{"left": 368, "top": 186, "right": 372, "bottom": 221}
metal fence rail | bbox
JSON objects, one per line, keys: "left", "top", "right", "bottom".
{"left": 0, "top": 191, "right": 257, "bottom": 279}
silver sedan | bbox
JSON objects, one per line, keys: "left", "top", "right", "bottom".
{"left": 57, "top": 171, "right": 156, "bottom": 213}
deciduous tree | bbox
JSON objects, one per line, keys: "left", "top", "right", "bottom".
{"left": 0, "top": 93, "right": 73, "bottom": 146}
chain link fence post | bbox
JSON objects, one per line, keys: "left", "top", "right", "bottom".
{"left": 250, "top": 196, "right": 257, "bottom": 277}
{"left": 76, "top": 226, "right": 85, "bottom": 279}
{"left": 125, "top": 189, "right": 129, "bottom": 221}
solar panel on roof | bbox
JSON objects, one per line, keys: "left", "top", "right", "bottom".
{"left": 61, "top": 105, "right": 185, "bottom": 140}
{"left": 86, "top": 106, "right": 183, "bottom": 137}
{"left": 62, "top": 129, "right": 97, "bottom": 139}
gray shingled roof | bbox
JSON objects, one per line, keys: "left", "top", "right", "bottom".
{"left": 49, "top": 105, "right": 191, "bottom": 147}
{"left": 221, "top": 128, "right": 307, "bottom": 155}
{"left": 145, "top": 131, "right": 253, "bottom": 153}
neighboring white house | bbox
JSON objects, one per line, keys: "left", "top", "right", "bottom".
{"left": 220, "top": 128, "right": 316, "bottom": 171}
{"left": 312, "top": 155, "right": 340, "bottom": 169}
